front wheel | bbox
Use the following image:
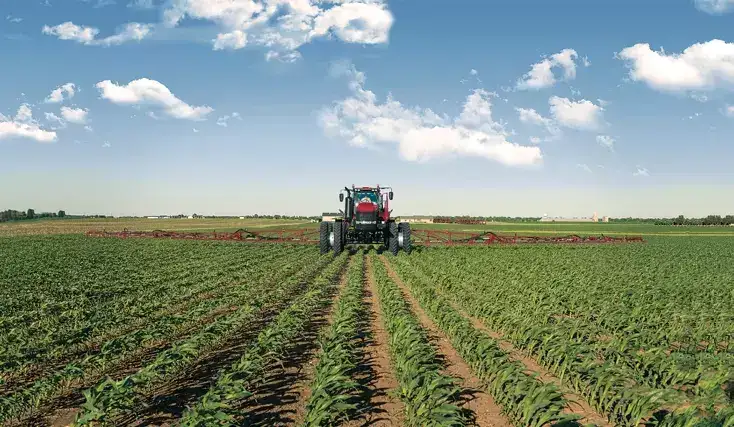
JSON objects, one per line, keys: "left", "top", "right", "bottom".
{"left": 333, "top": 221, "right": 344, "bottom": 255}
{"left": 319, "top": 222, "right": 330, "bottom": 254}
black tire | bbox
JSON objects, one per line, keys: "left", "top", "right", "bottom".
{"left": 334, "top": 221, "right": 344, "bottom": 255}
{"left": 319, "top": 222, "right": 330, "bottom": 254}
{"left": 399, "top": 222, "right": 412, "bottom": 254}
{"left": 388, "top": 221, "right": 399, "bottom": 255}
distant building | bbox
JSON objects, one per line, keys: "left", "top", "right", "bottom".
{"left": 602, "top": 216, "right": 609, "bottom": 222}
{"left": 322, "top": 212, "right": 340, "bottom": 222}
{"left": 400, "top": 216, "right": 434, "bottom": 224}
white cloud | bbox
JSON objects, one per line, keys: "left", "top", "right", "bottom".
{"left": 163, "top": 0, "right": 393, "bottom": 60}
{"left": 45, "top": 83, "right": 76, "bottom": 103}
{"left": 723, "top": 105, "right": 734, "bottom": 117}
{"left": 60, "top": 106, "right": 89, "bottom": 124}
{"left": 216, "top": 111, "right": 242, "bottom": 127}
{"left": 128, "top": 0, "right": 155, "bottom": 8}
{"left": 516, "top": 48, "right": 579, "bottom": 90}
{"left": 193, "top": 127, "right": 199, "bottom": 133}
{"left": 515, "top": 107, "right": 560, "bottom": 139}
{"left": 549, "top": 96, "right": 604, "bottom": 131}
{"left": 84, "top": 125, "right": 94, "bottom": 132}
{"left": 45, "top": 112, "right": 67, "bottom": 129}
{"left": 42, "top": 21, "right": 153, "bottom": 46}
{"left": 691, "top": 93, "right": 709, "bottom": 102}
{"left": 15, "top": 104, "right": 33, "bottom": 123}
{"left": 0, "top": 104, "right": 57, "bottom": 143}
{"left": 576, "top": 163, "right": 592, "bottom": 173}
{"left": 319, "top": 64, "right": 542, "bottom": 166}
{"left": 6, "top": 15, "right": 23, "bottom": 23}
{"left": 596, "top": 135, "right": 615, "bottom": 150}
{"left": 617, "top": 40, "right": 734, "bottom": 92}
{"left": 95, "top": 78, "right": 214, "bottom": 120}
{"left": 633, "top": 167, "right": 650, "bottom": 176}
{"left": 470, "top": 69, "right": 478, "bottom": 75}
{"left": 694, "top": 0, "right": 734, "bottom": 14}
{"left": 582, "top": 56, "right": 591, "bottom": 67}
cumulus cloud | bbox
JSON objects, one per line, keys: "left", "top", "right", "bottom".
{"left": 694, "top": 0, "right": 734, "bottom": 14}
{"left": 318, "top": 64, "right": 542, "bottom": 166}
{"left": 549, "top": 96, "right": 604, "bottom": 131}
{"left": 45, "top": 112, "right": 67, "bottom": 129}
{"left": 0, "top": 104, "right": 57, "bottom": 142}
{"left": 596, "top": 135, "right": 615, "bottom": 150}
{"left": 60, "top": 106, "right": 89, "bottom": 124}
{"left": 163, "top": 0, "right": 394, "bottom": 60}
{"left": 516, "top": 48, "right": 580, "bottom": 90}
{"left": 95, "top": 78, "right": 213, "bottom": 120}
{"left": 617, "top": 40, "right": 734, "bottom": 92}
{"left": 42, "top": 21, "right": 153, "bottom": 46}
{"left": 515, "top": 107, "right": 560, "bottom": 139}
{"left": 45, "top": 83, "right": 76, "bottom": 103}
{"left": 515, "top": 97, "right": 605, "bottom": 140}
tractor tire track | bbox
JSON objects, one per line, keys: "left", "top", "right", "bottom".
{"left": 342, "top": 254, "right": 405, "bottom": 427}
{"left": 378, "top": 256, "right": 512, "bottom": 427}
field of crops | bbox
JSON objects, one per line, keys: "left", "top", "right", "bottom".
{"left": 0, "top": 234, "right": 732, "bottom": 426}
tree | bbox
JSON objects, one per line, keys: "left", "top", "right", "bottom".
{"left": 58, "top": 210, "right": 66, "bottom": 218}
{"left": 26, "top": 208, "right": 35, "bottom": 219}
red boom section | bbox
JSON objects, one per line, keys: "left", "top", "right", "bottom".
{"left": 411, "top": 229, "right": 644, "bottom": 245}
{"left": 85, "top": 228, "right": 320, "bottom": 243}
{"left": 85, "top": 228, "right": 644, "bottom": 245}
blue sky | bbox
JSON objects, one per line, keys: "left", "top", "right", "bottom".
{"left": 2, "top": 0, "right": 734, "bottom": 217}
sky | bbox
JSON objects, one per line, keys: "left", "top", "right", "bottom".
{"left": 2, "top": 0, "right": 734, "bottom": 218}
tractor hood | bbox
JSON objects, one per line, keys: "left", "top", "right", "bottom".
{"left": 356, "top": 202, "right": 377, "bottom": 213}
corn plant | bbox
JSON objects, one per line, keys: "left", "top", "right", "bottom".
{"left": 176, "top": 251, "right": 349, "bottom": 426}
{"left": 370, "top": 254, "right": 466, "bottom": 427}
{"left": 303, "top": 251, "right": 366, "bottom": 426}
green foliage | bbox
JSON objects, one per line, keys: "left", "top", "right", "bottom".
{"left": 370, "top": 254, "right": 466, "bottom": 427}
{"left": 303, "top": 251, "right": 366, "bottom": 426}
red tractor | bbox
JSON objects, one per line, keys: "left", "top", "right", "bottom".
{"left": 320, "top": 185, "right": 412, "bottom": 255}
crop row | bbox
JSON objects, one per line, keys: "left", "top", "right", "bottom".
{"left": 303, "top": 250, "right": 367, "bottom": 426}
{"left": 409, "top": 249, "right": 734, "bottom": 426}
{"left": 386, "top": 255, "right": 580, "bottom": 427}
{"left": 71, "top": 250, "right": 341, "bottom": 425}
{"left": 0, "top": 246, "right": 328, "bottom": 424}
{"left": 175, "top": 251, "right": 350, "bottom": 426}
{"left": 369, "top": 254, "right": 466, "bottom": 427}
{"left": 0, "top": 244, "right": 304, "bottom": 382}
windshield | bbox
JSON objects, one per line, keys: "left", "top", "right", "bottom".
{"left": 355, "top": 190, "right": 379, "bottom": 204}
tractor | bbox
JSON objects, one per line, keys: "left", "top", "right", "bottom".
{"left": 319, "top": 185, "right": 412, "bottom": 255}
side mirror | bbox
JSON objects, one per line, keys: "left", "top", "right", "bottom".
{"left": 389, "top": 191, "right": 393, "bottom": 200}
{"left": 339, "top": 193, "right": 344, "bottom": 202}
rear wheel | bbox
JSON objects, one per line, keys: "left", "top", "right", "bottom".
{"left": 399, "top": 222, "right": 412, "bottom": 254}
{"left": 319, "top": 222, "right": 330, "bottom": 254}
{"left": 334, "top": 221, "right": 344, "bottom": 255}
{"left": 388, "top": 221, "right": 399, "bottom": 255}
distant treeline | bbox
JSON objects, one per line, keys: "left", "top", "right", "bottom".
{"left": 0, "top": 209, "right": 73, "bottom": 222}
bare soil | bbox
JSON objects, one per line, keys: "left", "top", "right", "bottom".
{"left": 342, "top": 256, "right": 405, "bottom": 426}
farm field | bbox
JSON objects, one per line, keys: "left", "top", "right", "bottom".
{"left": 0, "top": 235, "right": 732, "bottom": 426}
{"left": 3, "top": 217, "right": 734, "bottom": 238}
